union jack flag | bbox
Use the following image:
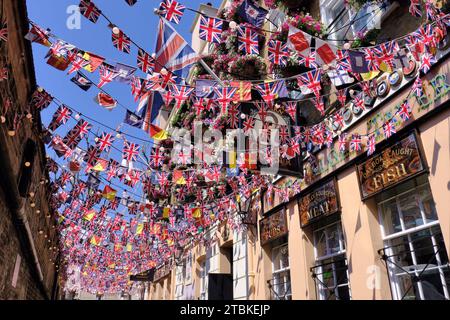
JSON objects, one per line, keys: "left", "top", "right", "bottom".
{"left": 337, "top": 89, "right": 347, "bottom": 106}
{"left": 0, "top": 22, "right": 8, "bottom": 42}
{"left": 297, "top": 69, "right": 322, "bottom": 98}
{"left": 106, "top": 163, "right": 118, "bottom": 181}
{"left": 314, "top": 96, "right": 325, "bottom": 116}
{"left": 373, "top": 41, "right": 398, "bottom": 70}
{"left": 367, "top": 134, "right": 376, "bottom": 156}
{"left": 238, "top": 26, "right": 259, "bottom": 55}
{"left": 83, "top": 145, "right": 100, "bottom": 166}
{"left": 122, "top": 141, "right": 140, "bottom": 162}
{"left": 268, "top": 40, "right": 289, "bottom": 66}
{"left": 383, "top": 120, "right": 396, "bottom": 138}
{"left": 412, "top": 76, "right": 424, "bottom": 97}
{"left": 398, "top": 101, "right": 412, "bottom": 121}
{"left": 299, "top": 51, "right": 318, "bottom": 69}
{"left": 414, "top": 25, "right": 436, "bottom": 48}
{"left": 208, "top": 166, "right": 222, "bottom": 182}
{"left": 98, "top": 64, "right": 118, "bottom": 88}
{"left": 334, "top": 110, "right": 344, "bottom": 128}
{"left": 150, "top": 148, "right": 165, "bottom": 168}
{"left": 154, "top": 17, "right": 198, "bottom": 81}
{"left": 364, "top": 48, "right": 380, "bottom": 72}
{"left": 96, "top": 132, "right": 114, "bottom": 152}
{"left": 159, "top": 0, "right": 186, "bottom": 24}
{"left": 169, "top": 84, "right": 194, "bottom": 109}
{"left": 48, "top": 105, "right": 72, "bottom": 131}
{"left": 67, "top": 56, "right": 89, "bottom": 75}
{"left": 409, "top": 0, "right": 422, "bottom": 18}
{"left": 30, "top": 88, "right": 53, "bottom": 110}
{"left": 350, "top": 134, "right": 362, "bottom": 152}
{"left": 199, "top": 16, "right": 223, "bottom": 44}
{"left": 79, "top": 0, "right": 101, "bottom": 23}
{"left": 112, "top": 29, "right": 131, "bottom": 54}
{"left": 213, "top": 86, "right": 237, "bottom": 114}
{"left": 137, "top": 49, "right": 155, "bottom": 74}
{"left": 255, "top": 81, "right": 279, "bottom": 103}
{"left": 420, "top": 52, "right": 436, "bottom": 74}
{"left": 284, "top": 102, "right": 297, "bottom": 120}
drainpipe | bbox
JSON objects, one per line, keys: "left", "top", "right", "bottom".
{"left": 0, "top": 132, "right": 49, "bottom": 299}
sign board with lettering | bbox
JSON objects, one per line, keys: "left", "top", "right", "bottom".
{"left": 356, "top": 132, "right": 425, "bottom": 199}
{"left": 259, "top": 209, "right": 288, "bottom": 246}
{"left": 130, "top": 268, "right": 155, "bottom": 282}
{"left": 299, "top": 179, "right": 340, "bottom": 227}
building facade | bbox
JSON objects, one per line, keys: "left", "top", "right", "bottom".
{"left": 0, "top": 0, "right": 60, "bottom": 299}
{"left": 147, "top": 0, "right": 450, "bottom": 300}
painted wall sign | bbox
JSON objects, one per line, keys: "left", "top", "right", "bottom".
{"left": 259, "top": 209, "right": 288, "bottom": 246}
{"left": 299, "top": 179, "right": 340, "bottom": 227}
{"left": 356, "top": 132, "right": 425, "bottom": 199}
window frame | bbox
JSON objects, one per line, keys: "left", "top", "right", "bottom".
{"left": 313, "top": 221, "right": 351, "bottom": 300}
{"left": 377, "top": 181, "right": 450, "bottom": 300}
{"left": 271, "top": 243, "right": 292, "bottom": 300}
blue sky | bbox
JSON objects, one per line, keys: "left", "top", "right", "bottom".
{"left": 26, "top": 0, "right": 221, "bottom": 210}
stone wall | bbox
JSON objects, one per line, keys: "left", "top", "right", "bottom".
{"left": 0, "top": 0, "right": 59, "bottom": 300}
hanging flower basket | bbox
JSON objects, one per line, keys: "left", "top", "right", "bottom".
{"left": 228, "top": 55, "right": 267, "bottom": 80}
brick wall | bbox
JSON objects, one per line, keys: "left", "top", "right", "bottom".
{"left": 0, "top": 0, "right": 59, "bottom": 300}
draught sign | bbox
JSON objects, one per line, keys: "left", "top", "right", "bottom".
{"left": 356, "top": 132, "right": 425, "bottom": 199}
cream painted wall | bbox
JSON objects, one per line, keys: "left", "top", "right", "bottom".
{"left": 419, "top": 107, "right": 450, "bottom": 258}
{"left": 337, "top": 168, "right": 392, "bottom": 300}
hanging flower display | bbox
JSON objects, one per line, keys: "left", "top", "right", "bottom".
{"left": 228, "top": 54, "right": 267, "bottom": 80}
{"left": 271, "top": 12, "right": 327, "bottom": 43}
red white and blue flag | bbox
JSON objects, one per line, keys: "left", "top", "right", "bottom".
{"left": 297, "top": 69, "right": 322, "bottom": 97}
{"left": 268, "top": 40, "right": 289, "bottom": 66}
{"left": 154, "top": 18, "right": 199, "bottom": 82}
{"left": 159, "top": 0, "right": 186, "bottom": 24}
{"left": 122, "top": 141, "right": 140, "bottom": 162}
{"left": 137, "top": 49, "right": 155, "bottom": 74}
{"left": 238, "top": 26, "right": 259, "bottom": 55}
{"left": 169, "top": 84, "right": 194, "bottom": 109}
{"left": 112, "top": 29, "right": 131, "bottom": 54}
{"left": 213, "top": 86, "right": 237, "bottom": 114}
{"left": 199, "top": 16, "right": 223, "bottom": 44}
{"left": 79, "top": 0, "right": 101, "bottom": 23}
